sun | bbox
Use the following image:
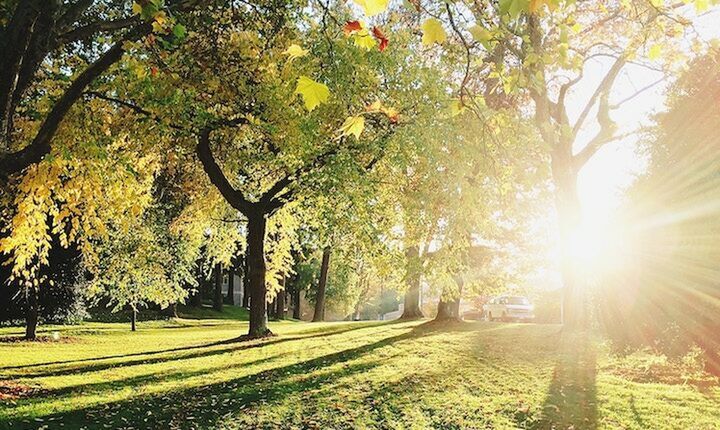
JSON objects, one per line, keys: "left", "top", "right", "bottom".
{"left": 564, "top": 219, "right": 624, "bottom": 276}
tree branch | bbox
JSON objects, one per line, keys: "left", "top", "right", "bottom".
{"left": 571, "top": 54, "right": 626, "bottom": 139}
{"left": 0, "top": 27, "right": 150, "bottom": 178}
{"left": 195, "top": 127, "right": 254, "bottom": 215}
{"left": 58, "top": 16, "right": 139, "bottom": 45}
{"left": 260, "top": 146, "right": 340, "bottom": 209}
{"left": 84, "top": 91, "right": 186, "bottom": 131}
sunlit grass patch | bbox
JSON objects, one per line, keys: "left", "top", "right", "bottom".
{"left": 0, "top": 320, "right": 718, "bottom": 429}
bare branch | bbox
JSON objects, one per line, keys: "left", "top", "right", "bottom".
{"left": 609, "top": 75, "right": 667, "bottom": 109}
{"left": 571, "top": 54, "right": 626, "bottom": 138}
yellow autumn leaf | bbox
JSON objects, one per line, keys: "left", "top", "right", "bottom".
{"left": 283, "top": 44, "right": 309, "bottom": 61}
{"left": 422, "top": 18, "right": 446, "bottom": 46}
{"left": 295, "top": 76, "right": 330, "bottom": 111}
{"left": 468, "top": 25, "right": 492, "bottom": 42}
{"left": 132, "top": 2, "right": 143, "bottom": 15}
{"left": 367, "top": 100, "right": 383, "bottom": 111}
{"left": 354, "top": 28, "right": 377, "bottom": 50}
{"left": 529, "top": 0, "right": 547, "bottom": 13}
{"left": 354, "top": 0, "right": 389, "bottom": 17}
{"left": 448, "top": 99, "right": 465, "bottom": 117}
{"left": 338, "top": 115, "right": 365, "bottom": 139}
{"left": 648, "top": 44, "right": 662, "bottom": 61}
{"left": 152, "top": 11, "right": 168, "bottom": 32}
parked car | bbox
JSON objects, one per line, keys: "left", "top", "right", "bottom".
{"left": 483, "top": 296, "right": 535, "bottom": 322}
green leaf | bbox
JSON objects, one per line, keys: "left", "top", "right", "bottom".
{"left": 499, "top": 0, "right": 529, "bottom": 19}
{"left": 468, "top": 25, "right": 492, "bottom": 42}
{"left": 172, "top": 23, "right": 187, "bottom": 40}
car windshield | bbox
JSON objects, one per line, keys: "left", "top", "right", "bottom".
{"left": 507, "top": 297, "right": 529, "bottom": 305}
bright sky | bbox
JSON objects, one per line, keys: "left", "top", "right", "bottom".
{"left": 574, "top": 9, "right": 720, "bottom": 225}
{"left": 525, "top": 8, "right": 720, "bottom": 291}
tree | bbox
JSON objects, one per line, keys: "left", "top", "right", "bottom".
{"left": 84, "top": 208, "right": 193, "bottom": 332}
{"left": 0, "top": 0, "right": 202, "bottom": 178}
{"left": 119, "top": 2, "right": 410, "bottom": 337}
{"left": 367, "top": 0, "right": 709, "bottom": 326}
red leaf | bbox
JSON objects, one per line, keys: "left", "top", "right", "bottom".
{"left": 344, "top": 20, "right": 362, "bottom": 36}
{"left": 150, "top": 67, "right": 158, "bottom": 77}
{"left": 372, "top": 26, "right": 389, "bottom": 52}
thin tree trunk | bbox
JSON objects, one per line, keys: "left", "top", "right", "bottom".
{"left": 275, "top": 274, "right": 286, "bottom": 319}
{"left": 242, "top": 252, "right": 250, "bottom": 309}
{"left": 401, "top": 246, "right": 424, "bottom": 319}
{"left": 268, "top": 296, "right": 276, "bottom": 320}
{"left": 226, "top": 267, "right": 234, "bottom": 305}
{"left": 192, "top": 261, "right": 203, "bottom": 307}
{"left": 293, "top": 283, "right": 301, "bottom": 319}
{"left": 247, "top": 214, "right": 271, "bottom": 338}
{"left": 25, "top": 286, "right": 38, "bottom": 340}
{"left": 352, "top": 300, "right": 362, "bottom": 321}
{"left": 213, "top": 263, "right": 223, "bottom": 312}
{"left": 312, "top": 247, "right": 331, "bottom": 322}
{"left": 131, "top": 307, "right": 137, "bottom": 332}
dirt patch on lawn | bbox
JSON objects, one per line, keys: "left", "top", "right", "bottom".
{"left": 0, "top": 382, "right": 47, "bottom": 400}
{"left": 0, "top": 335, "right": 80, "bottom": 344}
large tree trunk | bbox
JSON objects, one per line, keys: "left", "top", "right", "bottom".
{"left": 434, "top": 298, "right": 462, "bottom": 321}
{"left": 400, "top": 246, "right": 424, "bottom": 319}
{"left": 25, "top": 286, "right": 38, "bottom": 340}
{"left": 434, "top": 279, "right": 464, "bottom": 322}
{"left": 131, "top": 307, "right": 137, "bottom": 332}
{"left": 312, "top": 247, "right": 331, "bottom": 322}
{"left": 226, "top": 267, "right": 234, "bottom": 305}
{"left": 552, "top": 156, "right": 584, "bottom": 328}
{"left": 247, "top": 214, "right": 271, "bottom": 338}
{"left": 213, "top": 263, "right": 223, "bottom": 312}
{"left": 242, "top": 253, "right": 250, "bottom": 309}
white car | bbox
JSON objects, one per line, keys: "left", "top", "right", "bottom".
{"left": 483, "top": 296, "right": 535, "bottom": 322}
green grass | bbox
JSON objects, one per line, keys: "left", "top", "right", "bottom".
{"left": 176, "top": 303, "right": 252, "bottom": 321}
{"left": 0, "top": 318, "right": 718, "bottom": 429}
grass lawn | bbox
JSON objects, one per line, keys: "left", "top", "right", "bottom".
{"left": 1, "top": 312, "right": 718, "bottom": 429}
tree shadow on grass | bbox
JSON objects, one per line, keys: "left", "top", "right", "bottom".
{"left": 521, "top": 331, "right": 598, "bottom": 430}
{"left": 1, "top": 320, "right": 402, "bottom": 378}
{"left": 6, "top": 323, "right": 440, "bottom": 429}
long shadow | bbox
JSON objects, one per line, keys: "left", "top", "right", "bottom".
{"left": 523, "top": 331, "right": 598, "bottom": 430}
{"left": 7, "top": 323, "right": 437, "bottom": 429}
{"left": 1, "top": 320, "right": 397, "bottom": 376}
{"left": 37, "top": 351, "right": 293, "bottom": 400}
